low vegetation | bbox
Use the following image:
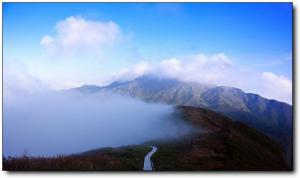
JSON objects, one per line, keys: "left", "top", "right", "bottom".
{"left": 3, "top": 145, "right": 151, "bottom": 171}
{"left": 150, "top": 106, "right": 289, "bottom": 171}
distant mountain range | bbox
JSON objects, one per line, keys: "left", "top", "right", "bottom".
{"left": 72, "top": 75, "right": 293, "bottom": 165}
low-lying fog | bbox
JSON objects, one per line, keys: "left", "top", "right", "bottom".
{"left": 3, "top": 86, "right": 192, "bottom": 157}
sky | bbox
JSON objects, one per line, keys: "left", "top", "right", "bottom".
{"left": 3, "top": 2, "right": 293, "bottom": 103}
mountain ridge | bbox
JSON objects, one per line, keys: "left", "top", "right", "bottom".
{"left": 71, "top": 75, "right": 292, "bottom": 166}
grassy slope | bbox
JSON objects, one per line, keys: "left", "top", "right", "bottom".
{"left": 3, "top": 145, "right": 151, "bottom": 171}
{"left": 150, "top": 106, "right": 289, "bottom": 171}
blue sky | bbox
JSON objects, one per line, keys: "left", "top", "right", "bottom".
{"left": 3, "top": 2, "right": 293, "bottom": 103}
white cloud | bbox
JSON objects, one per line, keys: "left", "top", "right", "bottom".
{"left": 115, "top": 53, "right": 292, "bottom": 104}
{"left": 41, "top": 16, "right": 121, "bottom": 57}
{"left": 160, "top": 58, "right": 181, "bottom": 74}
{"left": 113, "top": 61, "right": 153, "bottom": 81}
{"left": 3, "top": 59, "right": 49, "bottom": 104}
{"left": 154, "top": 53, "right": 235, "bottom": 85}
{"left": 40, "top": 35, "right": 54, "bottom": 46}
{"left": 133, "top": 61, "right": 152, "bottom": 75}
{"left": 261, "top": 72, "right": 292, "bottom": 103}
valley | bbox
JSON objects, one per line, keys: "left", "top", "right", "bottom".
{"left": 3, "top": 105, "right": 289, "bottom": 171}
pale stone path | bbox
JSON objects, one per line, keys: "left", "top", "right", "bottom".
{"left": 143, "top": 146, "right": 157, "bottom": 171}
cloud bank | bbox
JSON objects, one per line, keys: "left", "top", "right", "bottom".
{"left": 3, "top": 61, "right": 192, "bottom": 157}
{"left": 4, "top": 91, "right": 191, "bottom": 157}
{"left": 115, "top": 53, "right": 292, "bottom": 104}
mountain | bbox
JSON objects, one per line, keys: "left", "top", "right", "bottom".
{"left": 73, "top": 75, "right": 293, "bottom": 165}
{"left": 104, "top": 76, "right": 213, "bottom": 106}
{"left": 150, "top": 106, "right": 288, "bottom": 170}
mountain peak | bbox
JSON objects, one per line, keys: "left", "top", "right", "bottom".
{"left": 74, "top": 85, "right": 101, "bottom": 93}
{"left": 134, "top": 74, "right": 180, "bottom": 82}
